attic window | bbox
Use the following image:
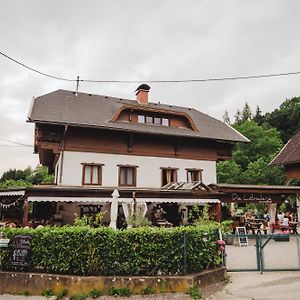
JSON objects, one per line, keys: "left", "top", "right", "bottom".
{"left": 162, "top": 118, "right": 169, "bottom": 126}
{"left": 138, "top": 115, "right": 145, "bottom": 123}
{"left": 137, "top": 114, "right": 169, "bottom": 126}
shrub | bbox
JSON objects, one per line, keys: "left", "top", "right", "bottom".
{"left": 89, "top": 288, "right": 102, "bottom": 298}
{"left": 141, "top": 286, "right": 155, "bottom": 295}
{"left": 108, "top": 287, "right": 132, "bottom": 297}
{"left": 187, "top": 286, "right": 202, "bottom": 299}
{"left": 41, "top": 288, "right": 54, "bottom": 297}
{"left": 1, "top": 225, "right": 220, "bottom": 276}
{"left": 57, "top": 288, "right": 68, "bottom": 300}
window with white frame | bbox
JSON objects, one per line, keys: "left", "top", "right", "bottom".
{"left": 137, "top": 113, "right": 169, "bottom": 126}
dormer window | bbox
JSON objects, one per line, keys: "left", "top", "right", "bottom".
{"left": 137, "top": 114, "right": 169, "bottom": 126}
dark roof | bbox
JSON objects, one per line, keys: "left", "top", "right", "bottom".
{"left": 270, "top": 132, "right": 300, "bottom": 165}
{"left": 28, "top": 89, "right": 249, "bottom": 143}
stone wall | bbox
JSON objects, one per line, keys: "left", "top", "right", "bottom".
{"left": 0, "top": 267, "right": 226, "bottom": 296}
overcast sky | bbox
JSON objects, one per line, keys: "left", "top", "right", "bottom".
{"left": 0, "top": 1, "right": 300, "bottom": 176}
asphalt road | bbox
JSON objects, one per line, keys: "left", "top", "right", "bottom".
{"left": 208, "top": 271, "right": 300, "bottom": 300}
{"left": 2, "top": 272, "right": 300, "bottom": 299}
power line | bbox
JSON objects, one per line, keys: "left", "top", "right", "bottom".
{"left": 0, "top": 145, "right": 31, "bottom": 148}
{"left": 1, "top": 50, "right": 300, "bottom": 83}
{"left": 0, "top": 51, "right": 75, "bottom": 82}
{"left": 0, "top": 138, "right": 31, "bottom": 147}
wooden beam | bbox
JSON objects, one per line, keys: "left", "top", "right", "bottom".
{"left": 23, "top": 200, "right": 29, "bottom": 227}
{"left": 127, "top": 133, "right": 134, "bottom": 153}
{"left": 175, "top": 139, "right": 181, "bottom": 156}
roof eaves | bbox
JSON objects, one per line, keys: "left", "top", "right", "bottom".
{"left": 224, "top": 123, "right": 251, "bottom": 143}
{"left": 269, "top": 133, "right": 300, "bottom": 166}
{"left": 269, "top": 141, "right": 290, "bottom": 165}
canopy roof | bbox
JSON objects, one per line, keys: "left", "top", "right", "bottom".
{"left": 1, "top": 183, "right": 300, "bottom": 205}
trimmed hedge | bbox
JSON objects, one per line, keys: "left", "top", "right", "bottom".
{"left": 1, "top": 225, "right": 221, "bottom": 276}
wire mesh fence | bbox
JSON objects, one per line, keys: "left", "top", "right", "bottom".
{"left": 225, "top": 234, "right": 300, "bottom": 272}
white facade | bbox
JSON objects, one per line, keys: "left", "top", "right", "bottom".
{"left": 57, "top": 151, "right": 217, "bottom": 187}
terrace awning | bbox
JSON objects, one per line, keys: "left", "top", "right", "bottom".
{"left": 27, "top": 196, "right": 219, "bottom": 204}
{"left": 0, "top": 189, "right": 25, "bottom": 209}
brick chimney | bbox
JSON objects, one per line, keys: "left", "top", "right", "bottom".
{"left": 135, "top": 84, "right": 150, "bottom": 104}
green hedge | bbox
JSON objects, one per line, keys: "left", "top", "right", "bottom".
{"left": 1, "top": 225, "right": 221, "bottom": 276}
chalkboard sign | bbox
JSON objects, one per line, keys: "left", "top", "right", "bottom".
{"left": 236, "top": 227, "right": 248, "bottom": 247}
{"left": 11, "top": 235, "right": 32, "bottom": 267}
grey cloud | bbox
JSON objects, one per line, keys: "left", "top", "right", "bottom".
{"left": 0, "top": 0, "right": 300, "bottom": 175}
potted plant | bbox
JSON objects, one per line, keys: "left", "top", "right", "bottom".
{"left": 220, "top": 220, "right": 235, "bottom": 245}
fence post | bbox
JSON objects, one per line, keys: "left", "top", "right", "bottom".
{"left": 183, "top": 232, "right": 187, "bottom": 275}
{"left": 259, "top": 235, "right": 264, "bottom": 274}
{"left": 297, "top": 235, "right": 300, "bottom": 269}
{"left": 255, "top": 234, "right": 260, "bottom": 271}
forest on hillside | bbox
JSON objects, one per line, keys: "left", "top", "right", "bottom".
{"left": 218, "top": 96, "right": 300, "bottom": 185}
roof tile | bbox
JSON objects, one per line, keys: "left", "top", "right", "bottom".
{"left": 28, "top": 89, "right": 249, "bottom": 143}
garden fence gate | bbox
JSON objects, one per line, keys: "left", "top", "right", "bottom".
{"left": 224, "top": 234, "right": 300, "bottom": 273}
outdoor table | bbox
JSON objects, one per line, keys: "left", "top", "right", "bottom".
{"left": 248, "top": 222, "right": 262, "bottom": 234}
{"left": 157, "top": 220, "right": 173, "bottom": 228}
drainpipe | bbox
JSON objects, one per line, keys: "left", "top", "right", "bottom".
{"left": 59, "top": 124, "right": 68, "bottom": 184}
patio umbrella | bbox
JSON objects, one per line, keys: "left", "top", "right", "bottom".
{"left": 122, "top": 202, "right": 134, "bottom": 228}
{"left": 109, "top": 189, "right": 120, "bottom": 229}
{"left": 137, "top": 201, "right": 147, "bottom": 217}
{"left": 268, "top": 203, "right": 277, "bottom": 224}
{"left": 297, "top": 196, "right": 300, "bottom": 222}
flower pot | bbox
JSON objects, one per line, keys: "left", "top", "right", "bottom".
{"left": 224, "top": 235, "right": 235, "bottom": 245}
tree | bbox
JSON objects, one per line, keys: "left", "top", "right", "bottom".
{"left": 234, "top": 109, "right": 242, "bottom": 124}
{"left": 217, "top": 160, "right": 241, "bottom": 184}
{"left": 0, "top": 167, "right": 32, "bottom": 182}
{"left": 217, "top": 120, "right": 285, "bottom": 185}
{"left": 0, "top": 166, "right": 54, "bottom": 189}
{"left": 242, "top": 158, "right": 285, "bottom": 185}
{"left": 222, "top": 111, "right": 231, "bottom": 124}
{"left": 29, "top": 166, "right": 54, "bottom": 185}
{"left": 232, "top": 120, "right": 283, "bottom": 170}
{"left": 264, "top": 96, "right": 300, "bottom": 143}
{"left": 241, "top": 102, "right": 252, "bottom": 122}
{"left": 253, "top": 105, "right": 264, "bottom": 125}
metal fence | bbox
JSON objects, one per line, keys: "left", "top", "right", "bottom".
{"left": 224, "top": 234, "right": 300, "bottom": 273}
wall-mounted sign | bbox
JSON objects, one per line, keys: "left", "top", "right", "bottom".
{"left": 232, "top": 193, "right": 272, "bottom": 203}
{"left": 11, "top": 235, "right": 32, "bottom": 267}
